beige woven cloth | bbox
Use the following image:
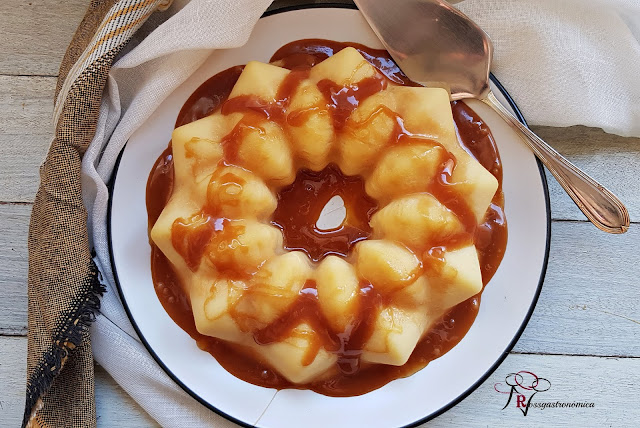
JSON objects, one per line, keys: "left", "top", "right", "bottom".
{"left": 25, "top": 0, "right": 639, "bottom": 427}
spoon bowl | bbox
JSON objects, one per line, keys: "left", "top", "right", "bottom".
{"left": 355, "top": 0, "right": 629, "bottom": 233}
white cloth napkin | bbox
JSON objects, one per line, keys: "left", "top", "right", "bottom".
{"left": 82, "top": 0, "right": 640, "bottom": 426}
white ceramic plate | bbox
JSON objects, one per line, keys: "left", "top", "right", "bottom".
{"left": 109, "top": 5, "right": 550, "bottom": 427}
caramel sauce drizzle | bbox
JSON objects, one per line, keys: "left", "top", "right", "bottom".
{"left": 219, "top": 119, "right": 261, "bottom": 164}
{"left": 252, "top": 279, "right": 383, "bottom": 374}
{"left": 171, "top": 213, "right": 217, "bottom": 272}
{"left": 146, "top": 39, "right": 507, "bottom": 396}
{"left": 316, "top": 75, "right": 387, "bottom": 130}
{"left": 221, "top": 69, "right": 311, "bottom": 121}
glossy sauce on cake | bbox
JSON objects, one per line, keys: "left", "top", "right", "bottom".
{"left": 146, "top": 39, "right": 507, "bottom": 396}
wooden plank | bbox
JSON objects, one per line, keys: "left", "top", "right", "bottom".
{"left": 0, "top": 75, "right": 55, "bottom": 202}
{"left": 1, "top": 335, "right": 637, "bottom": 427}
{"left": 0, "top": 204, "right": 30, "bottom": 336}
{"left": 513, "top": 220, "right": 640, "bottom": 357}
{"left": 0, "top": 336, "right": 157, "bottom": 427}
{"left": 531, "top": 125, "right": 640, "bottom": 223}
{"left": 0, "top": 75, "right": 54, "bottom": 135}
{"left": 0, "top": 0, "right": 88, "bottom": 76}
{"left": 427, "top": 353, "right": 639, "bottom": 428}
{"left": 2, "top": 205, "right": 638, "bottom": 354}
{"left": 1, "top": 337, "right": 28, "bottom": 424}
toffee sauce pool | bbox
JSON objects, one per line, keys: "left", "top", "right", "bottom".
{"left": 146, "top": 39, "right": 507, "bottom": 397}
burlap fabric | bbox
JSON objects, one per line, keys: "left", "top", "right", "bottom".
{"left": 24, "top": 1, "right": 172, "bottom": 426}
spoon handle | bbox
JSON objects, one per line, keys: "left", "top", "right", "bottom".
{"left": 483, "top": 91, "right": 630, "bottom": 234}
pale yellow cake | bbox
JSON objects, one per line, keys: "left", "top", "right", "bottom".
{"left": 150, "top": 47, "right": 499, "bottom": 384}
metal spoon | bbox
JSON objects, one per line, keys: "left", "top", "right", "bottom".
{"left": 354, "top": 0, "right": 629, "bottom": 234}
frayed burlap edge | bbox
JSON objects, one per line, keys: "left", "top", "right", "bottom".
{"left": 23, "top": 1, "right": 167, "bottom": 427}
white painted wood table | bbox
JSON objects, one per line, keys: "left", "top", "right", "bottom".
{"left": 1, "top": 1, "right": 638, "bottom": 427}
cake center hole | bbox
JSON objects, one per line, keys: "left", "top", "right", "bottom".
{"left": 271, "top": 164, "right": 379, "bottom": 263}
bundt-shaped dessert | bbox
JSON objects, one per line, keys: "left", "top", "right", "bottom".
{"left": 150, "top": 47, "right": 499, "bottom": 385}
